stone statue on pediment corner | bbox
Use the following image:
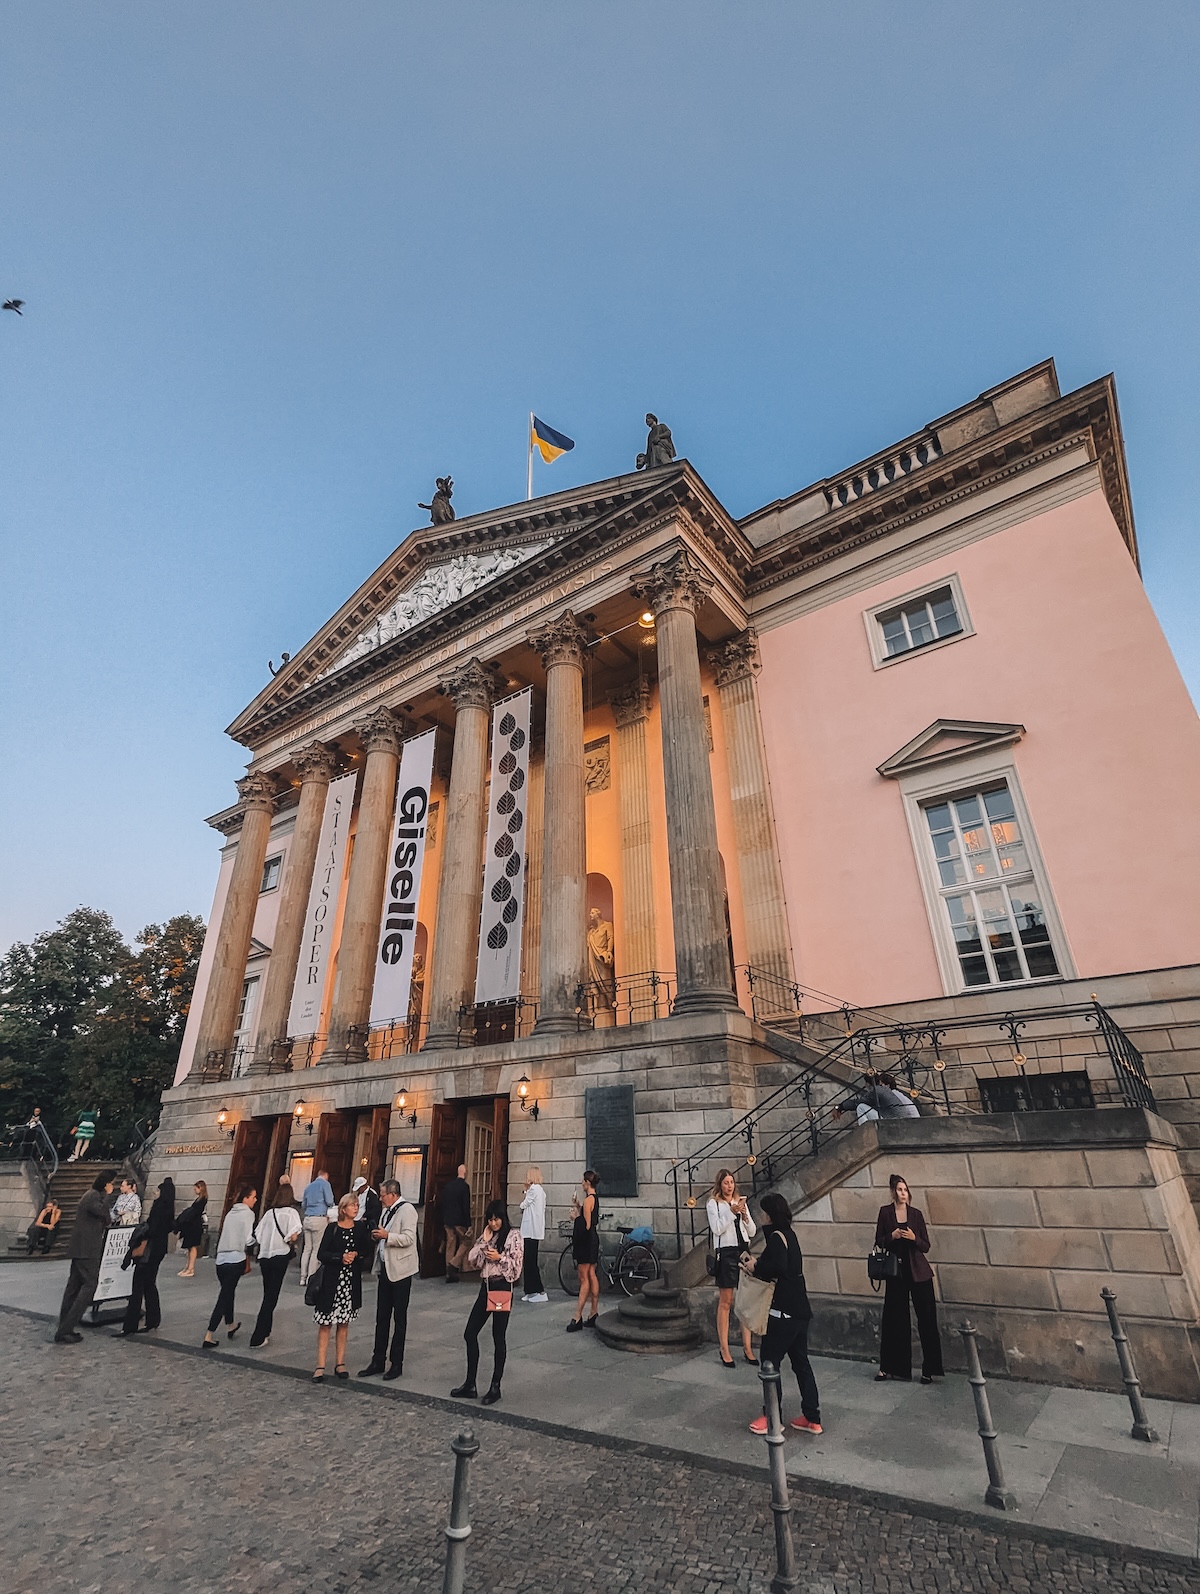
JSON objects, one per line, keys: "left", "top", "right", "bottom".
{"left": 636, "top": 414, "right": 675, "bottom": 471}
{"left": 419, "top": 476, "right": 456, "bottom": 525}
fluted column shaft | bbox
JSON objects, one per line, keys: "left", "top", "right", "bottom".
{"left": 634, "top": 553, "right": 738, "bottom": 1014}
{"left": 519, "top": 748, "right": 546, "bottom": 1000}
{"left": 254, "top": 743, "right": 338, "bottom": 1056}
{"left": 610, "top": 682, "right": 658, "bottom": 976}
{"left": 709, "top": 633, "right": 795, "bottom": 988}
{"left": 531, "top": 613, "right": 589, "bottom": 1033}
{"left": 327, "top": 710, "right": 404, "bottom": 1060}
{"left": 193, "top": 771, "right": 277, "bottom": 1067}
{"left": 424, "top": 661, "right": 493, "bottom": 1047}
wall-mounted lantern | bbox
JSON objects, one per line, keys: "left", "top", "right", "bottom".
{"left": 293, "top": 1098, "right": 315, "bottom": 1137}
{"left": 216, "top": 1105, "right": 235, "bottom": 1141}
{"left": 515, "top": 1074, "right": 540, "bottom": 1121}
{"left": 395, "top": 1088, "right": 418, "bottom": 1130}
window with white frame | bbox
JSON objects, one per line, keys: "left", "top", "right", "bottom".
{"left": 232, "top": 975, "right": 260, "bottom": 1073}
{"left": 921, "top": 783, "right": 1060, "bottom": 987}
{"left": 260, "top": 854, "right": 282, "bottom": 893}
{"left": 865, "top": 576, "right": 971, "bottom": 668}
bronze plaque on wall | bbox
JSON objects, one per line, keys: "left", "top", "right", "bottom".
{"left": 584, "top": 1084, "right": 638, "bottom": 1198}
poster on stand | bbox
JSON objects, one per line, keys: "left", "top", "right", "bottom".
{"left": 93, "top": 1227, "right": 134, "bottom": 1304}
{"left": 288, "top": 771, "right": 357, "bottom": 1036}
{"left": 475, "top": 689, "right": 531, "bottom": 1004}
{"left": 370, "top": 728, "right": 437, "bottom": 1026}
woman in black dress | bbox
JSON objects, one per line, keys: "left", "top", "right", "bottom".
{"left": 875, "top": 1173, "right": 944, "bottom": 1384}
{"left": 174, "top": 1180, "right": 208, "bottom": 1277}
{"left": 119, "top": 1178, "right": 175, "bottom": 1336}
{"left": 566, "top": 1170, "right": 601, "bottom": 1332}
{"left": 311, "top": 1192, "right": 371, "bottom": 1382}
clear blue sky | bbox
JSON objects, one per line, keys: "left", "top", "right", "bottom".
{"left": 2, "top": 2, "right": 1198, "bottom": 954}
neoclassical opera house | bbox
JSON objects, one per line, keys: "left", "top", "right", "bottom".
{"left": 159, "top": 361, "right": 1200, "bottom": 1392}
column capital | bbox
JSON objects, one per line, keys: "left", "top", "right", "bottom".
{"left": 292, "top": 740, "right": 339, "bottom": 783}
{"left": 707, "top": 630, "right": 760, "bottom": 686}
{"left": 354, "top": 706, "right": 406, "bottom": 756}
{"left": 528, "top": 610, "right": 588, "bottom": 671}
{"left": 632, "top": 549, "right": 712, "bottom": 618}
{"left": 609, "top": 679, "right": 652, "bottom": 728}
{"left": 438, "top": 657, "right": 495, "bottom": 712}
{"left": 236, "top": 770, "right": 278, "bottom": 813}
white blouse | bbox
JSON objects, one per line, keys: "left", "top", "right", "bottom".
{"left": 706, "top": 1197, "right": 757, "bottom": 1249}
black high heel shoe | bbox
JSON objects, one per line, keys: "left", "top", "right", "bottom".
{"left": 451, "top": 1381, "right": 478, "bottom": 1399}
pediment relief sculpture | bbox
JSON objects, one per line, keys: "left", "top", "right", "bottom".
{"left": 319, "top": 538, "right": 558, "bottom": 678}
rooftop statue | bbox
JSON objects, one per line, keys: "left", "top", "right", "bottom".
{"left": 636, "top": 414, "right": 675, "bottom": 471}
{"left": 419, "top": 476, "right": 456, "bottom": 525}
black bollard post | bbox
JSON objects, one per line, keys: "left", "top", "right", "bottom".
{"left": 757, "top": 1360, "right": 801, "bottom": 1593}
{"left": 1100, "top": 1288, "right": 1160, "bottom": 1443}
{"left": 442, "top": 1428, "right": 480, "bottom": 1594}
{"left": 958, "top": 1321, "right": 1017, "bottom": 1511}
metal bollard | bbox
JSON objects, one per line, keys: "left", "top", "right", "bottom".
{"left": 757, "top": 1360, "right": 801, "bottom": 1593}
{"left": 1100, "top": 1288, "right": 1160, "bottom": 1443}
{"left": 442, "top": 1428, "right": 480, "bottom": 1594}
{"left": 958, "top": 1321, "right": 1017, "bottom": 1511}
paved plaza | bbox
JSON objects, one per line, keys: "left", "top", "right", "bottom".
{"left": 1, "top": 1258, "right": 1198, "bottom": 1591}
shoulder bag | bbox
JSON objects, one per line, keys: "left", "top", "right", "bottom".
{"left": 867, "top": 1246, "right": 900, "bottom": 1291}
{"left": 304, "top": 1264, "right": 326, "bottom": 1306}
{"left": 485, "top": 1279, "right": 513, "bottom": 1313}
{"left": 735, "top": 1268, "right": 775, "bottom": 1336}
{"left": 272, "top": 1209, "right": 297, "bottom": 1262}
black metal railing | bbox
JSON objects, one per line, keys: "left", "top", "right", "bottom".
{"left": 125, "top": 1120, "right": 159, "bottom": 1185}
{"left": 458, "top": 997, "right": 539, "bottom": 1048}
{"left": 573, "top": 970, "right": 677, "bottom": 1029}
{"left": 0, "top": 1118, "right": 60, "bottom": 1205}
{"left": 1091, "top": 1000, "right": 1157, "bottom": 1111}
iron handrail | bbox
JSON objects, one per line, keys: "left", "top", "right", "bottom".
{"left": 0, "top": 1118, "right": 60, "bottom": 1208}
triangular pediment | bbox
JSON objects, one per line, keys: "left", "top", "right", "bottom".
{"left": 877, "top": 718, "right": 1025, "bottom": 778}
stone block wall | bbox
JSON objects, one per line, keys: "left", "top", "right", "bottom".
{"left": 0, "top": 1163, "right": 40, "bottom": 1247}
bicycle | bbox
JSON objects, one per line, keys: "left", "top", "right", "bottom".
{"left": 557, "top": 1213, "right": 660, "bottom": 1298}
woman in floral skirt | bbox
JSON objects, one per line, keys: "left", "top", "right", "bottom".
{"left": 311, "top": 1192, "right": 371, "bottom": 1382}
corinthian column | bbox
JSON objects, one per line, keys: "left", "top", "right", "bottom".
{"left": 327, "top": 709, "right": 404, "bottom": 1061}
{"left": 192, "top": 771, "right": 277, "bottom": 1069}
{"left": 529, "top": 612, "right": 588, "bottom": 1033}
{"left": 633, "top": 551, "right": 739, "bottom": 1015}
{"left": 254, "top": 741, "right": 338, "bottom": 1060}
{"left": 609, "top": 681, "right": 658, "bottom": 977}
{"left": 424, "top": 660, "right": 494, "bottom": 1047}
{"left": 708, "top": 632, "right": 795, "bottom": 989}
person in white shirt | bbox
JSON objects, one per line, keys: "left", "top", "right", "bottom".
{"left": 112, "top": 1179, "right": 142, "bottom": 1227}
{"left": 202, "top": 1186, "right": 257, "bottom": 1347}
{"left": 707, "top": 1169, "right": 758, "bottom": 1368}
{"left": 248, "top": 1183, "right": 303, "bottom": 1348}
{"left": 357, "top": 1179, "right": 418, "bottom": 1380}
{"left": 519, "top": 1166, "right": 548, "bottom": 1302}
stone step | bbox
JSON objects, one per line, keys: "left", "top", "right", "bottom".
{"left": 595, "top": 1307, "right": 702, "bottom": 1354}
{"left": 614, "top": 1294, "right": 692, "bottom": 1328}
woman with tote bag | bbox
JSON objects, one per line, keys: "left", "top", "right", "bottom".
{"left": 741, "top": 1193, "right": 822, "bottom": 1437}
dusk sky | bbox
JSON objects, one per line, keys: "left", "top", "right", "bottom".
{"left": 2, "top": 2, "right": 1198, "bottom": 953}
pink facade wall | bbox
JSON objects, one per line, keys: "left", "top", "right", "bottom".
{"left": 756, "top": 489, "right": 1200, "bottom": 1008}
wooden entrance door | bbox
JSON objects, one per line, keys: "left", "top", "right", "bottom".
{"left": 313, "top": 1110, "right": 355, "bottom": 1199}
{"left": 367, "top": 1105, "right": 391, "bottom": 1189}
{"left": 491, "top": 1094, "right": 510, "bottom": 1202}
{"left": 223, "top": 1117, "right": 273, "bottom": 1218}
{"left": 262, "top": 1114, "right": 292, "bottom": 1204}
{"left": 420, "top": 1099, "right": 467, "bottom": 1277}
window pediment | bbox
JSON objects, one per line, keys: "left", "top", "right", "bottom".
{"left": 877, "top": 719, "right": 1025, "bottom": 779}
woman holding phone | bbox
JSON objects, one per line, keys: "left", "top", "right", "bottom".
{"left": 451, "top": 1200, "right": 523, "bottom": 1406}
{"left": 707, "top": 1168, "right": 757, "bottom": 1368}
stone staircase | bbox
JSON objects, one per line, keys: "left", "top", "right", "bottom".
{"left": 5, "top": 1161, "right": 121, "bottom": 1259}
{"left": 595, "top": 1279, "right": 702, "bottom": 1353}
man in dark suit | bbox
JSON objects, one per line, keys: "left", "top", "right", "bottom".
{"left": 438, "top": 1163, "right": 472, "bottom": 1282}
{"left": 54, "top": 1173, "right": 115, "bottom": 1342}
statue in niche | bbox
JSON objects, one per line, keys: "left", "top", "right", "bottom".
{"left": 636, "top": 414, "right": 675, "bottom": 471}
{"left": 587, "top": 907, "right": 617, "bottom": 1014}
{"left": 407, "top": 951, "right": 426, "bottom": 1049}
{"left": 419, "top": 476, "right": 456, "bottom": 525}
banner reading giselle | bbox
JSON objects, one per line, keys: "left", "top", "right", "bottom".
{"left": 370, "top": 728, "right": 437, "bottom": 1026}
{"left": 288, "top": 771, "right": 357, "bottom": 1037}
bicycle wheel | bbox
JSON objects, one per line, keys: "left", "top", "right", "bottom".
{"left": 558, "top": 1244, "right": 580, "bottom": 1297}
{"left": 616, "top": 1243, "right": 659, "bottom": 1297}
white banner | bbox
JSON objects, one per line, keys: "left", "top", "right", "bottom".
{"left": 370, "top": 728, "right": 437, "bottom": 1025}
{"left": 475, "top": 689, "right": 531, "bottom": 1003}
{"left": 94, "top": 1227, "right": 134, "bottom": 1303}
{"left": 288, "top": 771, "right": 357, "bottom": 1036}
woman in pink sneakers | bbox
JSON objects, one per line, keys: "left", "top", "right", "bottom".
{"left": 743, "top": 1193, "right": 822, "bottom": 1438}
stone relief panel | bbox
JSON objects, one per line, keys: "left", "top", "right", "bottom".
{"left": 584, "top": 736, "right": 611, "bottom": 794}
{"left": 320, "top": 539, "right": 558, "bottom": 678}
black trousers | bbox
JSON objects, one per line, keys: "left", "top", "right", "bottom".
{"left": 879, "top": 1272, "right": 944, "bottom": 1378}
{"left": 57, "top": 1257, "right": 101, "bottom": 1335}
{"left": 372, "top": 1273, "right": 413, "bottom": 1369}
{"left": 26, "top": 1225, "right": 53, "bottom": 1254}
{"left": 251, "top": 1255, "right": 291, "bottom": 1343}
{"left": 760, "top": 1312, "right": 820, "bottom": 1424}
{"left": 121, "top": 1255, "right": 165, "bottom": 1333}
{"left": 464, "top": 1283, "right": 510, "bottom": 1387}
{"left": 522, "top": 1238, "right": 543, "bottom": 1295}
{"left": 207, "top": 1261, "right": 246, "bottom": 1333}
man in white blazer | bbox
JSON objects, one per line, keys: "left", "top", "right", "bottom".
{"left": 357, "top": 1179, "right": 418, "bottom": 1381}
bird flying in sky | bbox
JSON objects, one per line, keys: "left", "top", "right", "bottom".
{"left": 3, "top": 299, "right": 24, "bottom": 314}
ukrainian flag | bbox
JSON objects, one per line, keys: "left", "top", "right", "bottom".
{"left": 531, "top": 415, "right": 575, "bottom": 464}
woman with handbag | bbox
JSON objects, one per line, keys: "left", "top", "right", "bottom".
{"left": 451, "top": 1200, "right": 523, "bottom": 1406}
{"left": 875, "top": 1174, "right": 944, "bottom": 1384}
{"left": 707, "top": 1169, "right": 757, "bottom": 1369}
{"left": 175, "top": 1180, "right": 208, "bottom": 1277}
{"left": 741, "top": 1193, "right": 821, "bottom": 1436}
{"left": 202, "top": 1185, "right": 257, "bottom": 1347}
{"left": 310, "top": 1193, "right": 371, "bottom": 1381}
{"left": 249, "top": 1181, "right": 303, "bottom": 1348}
{"left": 117, "top": 1178, "right": 175, "bottom": 1336}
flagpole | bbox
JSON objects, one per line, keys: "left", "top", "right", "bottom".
{"left": 527, "top": 412, "right": 534, "bottom": 501}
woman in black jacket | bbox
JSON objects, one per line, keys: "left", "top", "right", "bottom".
{"left": 743, "top": 1192, "right": 822, "bottom": 1436}
{"left": 119, "top": 1178, "right": 175, "bottom": 1336}
{"left": 174, "top": 1180, "right": 208, "bottom": 1277}
{"left": 310, "top": 1193, "right": 372, "bottom": 1382}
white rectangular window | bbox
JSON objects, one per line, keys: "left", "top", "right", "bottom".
{"left": 922, "top": 784, "right": 1060, "bottom": 987}
{"left": 232, "top": 974, "right": 260, "bottom": 1057}
{"left": 260, "top": 855, "right": 282, "bottom": 893}
{"left": 864, "top": 574, "right": 972, "bottom": 669}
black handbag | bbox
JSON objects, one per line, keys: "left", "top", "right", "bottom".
{"left": 867, "top": 1246, "right": 900, "bottom": 1291}
{"left": 304, "top": 1264, "right": 325, "bottom": 1306}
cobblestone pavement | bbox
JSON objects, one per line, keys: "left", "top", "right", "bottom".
{"left": 2, "top": 1313, "right": 1197, "bottom": 1594}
